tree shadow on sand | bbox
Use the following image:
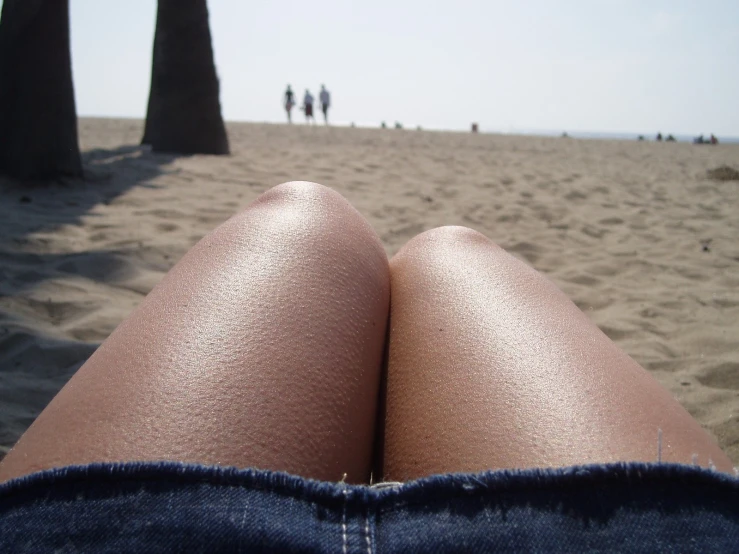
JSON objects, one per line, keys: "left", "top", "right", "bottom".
{"left": 0, "top": 145, "right": 182, "bottom": 456}
{"left": 0, "top": 143, "right": 180, "bottom": 296}
{"left": 1, "top": 144, "right": 178, "bottom": 240}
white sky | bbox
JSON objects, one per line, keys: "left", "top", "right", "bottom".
{"left": 4, "top": 0, "right": 739, "bottom": 135}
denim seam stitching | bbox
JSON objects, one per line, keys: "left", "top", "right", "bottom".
{"left": 364, "top": 507, "right": 372, "bottom": 554}
{"left": 341, "top": 487, "right": 348, "bottom": 554}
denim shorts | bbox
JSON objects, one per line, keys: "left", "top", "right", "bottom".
{"left": 1, "top": 461, "right": 737, "bottom": 552}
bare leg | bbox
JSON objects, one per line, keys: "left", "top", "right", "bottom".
{"left": 0, "top": 182, "right": 389, "bottom": 484}
{"left": 381, "top": 226, "right": 733, "bottom": 481}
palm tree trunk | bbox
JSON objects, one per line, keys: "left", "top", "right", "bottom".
{"left": 142, "top": 0, "right": 229, "bottom": 155}
{"left": 0, "top": 0, "right": 82, "bottom": 180}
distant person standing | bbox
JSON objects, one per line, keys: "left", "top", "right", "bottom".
{"left": 284, "top": 85, "right": 295, "bottom": 123}
{"left": 303, "top": 89, "right": 315, "bottom": 124}
{"left": 319, "top": 85, "right": 331, "bottom": 125}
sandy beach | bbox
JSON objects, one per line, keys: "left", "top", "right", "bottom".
{"left": 1, "top": 118, "right": 737, "bottom": 463}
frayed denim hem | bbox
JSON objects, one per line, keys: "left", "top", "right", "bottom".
{"left": 1, "top": 462, "right": 738, "bottom": 552}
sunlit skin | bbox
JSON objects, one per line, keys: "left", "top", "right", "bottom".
{"left": 381, "top": 227, "right": 733, "bottom": 480}
{"left": 0, "top": 183, "right": 390, "bottom": 483}
{"left": 0, "top": 182, "right": 732, "bottom": 484}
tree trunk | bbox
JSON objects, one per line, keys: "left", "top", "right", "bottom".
{"left": 142, "top": 0, "right": 229, "bottom": 155}
{"left": 0, "top": 0, "right": 82, "bottom": 180}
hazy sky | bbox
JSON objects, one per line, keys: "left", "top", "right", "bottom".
{"left": 5, "top": 0, "right": 739, "bottom": 134}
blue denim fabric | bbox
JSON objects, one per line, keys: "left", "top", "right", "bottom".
{"left": 0, "top": 461, "right": 737, "bottom": 552}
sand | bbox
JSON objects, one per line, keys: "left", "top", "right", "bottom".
{"left": 1, "top": 118, "right": 738, "bottom": 463}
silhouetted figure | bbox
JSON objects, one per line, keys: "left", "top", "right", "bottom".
{"left": 381, "top": 122, "right": 387, "bottom": 129}
{"left": 637, "top": 135, "right": 645, "bottom": 141}
{"left": 694, "top": 135, "right": 705, "bottom": 144}
{"left": 395, "top": 122, "right": 403, "bottom": 129}
{"left": 710, "top": 134, "right": 718, "bottom": 145}
{"left": 319, "top": 85, "right": 331, "bottom": 125}
{"left": 656, "top": 132, "right": 663, "bottom": 141}
{"left": 303, "top": 90, "right": 315, "bottom": 124}
{"left": 284, "top": 85, "right": 295, "bottom": 123}
{"left": 666, "top": 134, "right": 676, "bottom": 142}
{"left": 471, "top": 123, "right": 479, "bottom": 133}
{"left": 0, "top": 0, "right": 82, "bottom": 179}
{"left": 142, "top": 0, "right": 229, "bottom": 155}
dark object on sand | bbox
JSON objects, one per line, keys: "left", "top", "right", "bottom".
{"left": 693, "top": 134, "right": 718, "bottom": 145}
{"left": 471, "top": 123, "right": 478, "bottom": 133}
{"left": 142, "top": 0, "right": 229, "bottom": 155}
{"left": 381, "top": 122, "right": 387, "bottom": 129}
{"left": 395, "top": 122, "right": 403, "bottom": 130}
{"left": 666, "top": 135, "right": 676, "bottom": 142}
{"left": 656, "top": 132, "right": 663, "bottom": 141}
{"left": 700, "top": 239, "right": 712, "bottom": 252}
{"left": 707, "top": 166, "right": 739, "bottom": 182}
{"left": 637, "top": 135, "right": 645, "bottom": 141}
{"left": 0, "top": 0, "right": 83, "bottom": 180}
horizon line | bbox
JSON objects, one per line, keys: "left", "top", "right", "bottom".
{"left": 74, "top": 115, "right": 739, "bottom": 142}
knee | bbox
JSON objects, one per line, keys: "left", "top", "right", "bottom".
{"left": 252, "top": 181, "right": 348, "bottom": 218}
{"left": 393, "top": 226, "right": 498, "bottom": 264}
{"left": 224, "top": 181, "right": 387, "bottom": 266}
{"left": 257, "top": 181, "right": 338, "bottom": 204}
{"left": 414, "top": 226, "right": 492, "bottom": 246}
{"left": 390, "top": 226, "right": 547, "bottom": 298}
{"left": 234, "top": 181, "right": 358, "bottom": 234}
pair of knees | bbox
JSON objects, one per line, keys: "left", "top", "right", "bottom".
{"left": 243, "top": 181, "right": 498, "bottom": 271}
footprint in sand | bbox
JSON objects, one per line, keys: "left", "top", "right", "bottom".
{"left": 506, "top": 241, "right": 544, "bottom": 264}
{"left": 696, "top": 362, "right": 739, "bottom": 390}
{"left": 565, "top": 273, "right": 601, "bottom": 287}
{"left": 598, "top": 324, "right": 634, "bottom": 342}
{"left": 581, "top": 225, "right": 607, "bottom": 239}
{"left": 156, "top": 222, "right": 179, "bottom": 233}
{"left": 55, "top": 254, "right": 132, "bottom": 283}
{"left": 564, "top": 190, "right": 588, "bottom": 201}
